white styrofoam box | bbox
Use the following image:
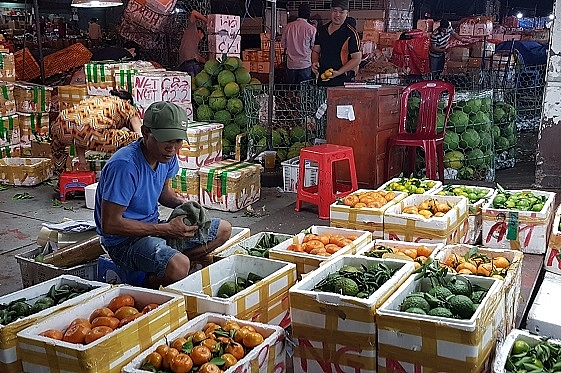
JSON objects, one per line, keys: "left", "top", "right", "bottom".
{"left": 377, "top": 274, "right": 505, "bottom": 372}
{"left": 163, "top": 254, "right": 296, "bottom": 328}
{"left": 85, "top": 182, "right": 97, "bottom": 209}
{"left": 177, "top": 122, "right": 223, "bottom": 169}
{"left": 113, "top": 67, "right": 165, "bottom": 93}
{"left": 474, "top": 20, "right": 493, "bottom": 36}
{"left": 363, "top": 18, "right": 386, "bottom": 31}
{"left": 329, "top": 189, "right": 408, "bottom": 239}
{"left": 544, "top": 203, "right": 561, "bottom": 275}
{"left": 481, "top": 189, "right": 556, "bottom": 253}
{"left": 17, "top": 285, "right": 187, "bottom": 373}
{"left": 122, "top": 313, "right": 285, "bottom": 373}
{"left": 213, "top": 231, "right": 293, "bottom": 260}
{"left": 85, "top": 61, "right": 155, "bottom": 96}
{"left": 169, "top": 167, "right": 199, "bottom": 202}
{"left": 0, "top": 275, "right": 110, "bottom": 373}
{"left": 355, "top": 239, "right": 443, "bottom": 260}
{"left": 176, "top": 101, "right": 193, "bottom": 121}
{"left": 268, "top": 225, "right": 372, "bottom": 279}
{"left": 281, "top": 156, "right": 318, "bottom": 193}
{"left": 208, "top": 34, "right": 242, "bottom": 54}
{"left": 459, "top": 21, "right": 475, "bottom": 36}
{"left": 430, "top": 185, "right": 495, "bottom": 244}
{"left": 133, "top": 70, "right": 192, "bottom": 118}
{"left": 207, "top": 14, "right": 241, "bottom": 34}
{"left": 526, "top": 271, "right": 561, "bottom": 340}
{"left": 435, "top": 244, "right": 523, "bottom": 338}
{"left": 376, "top": 177, "right": 442, "bottom": 195}
{"left": 290, "top": 255, "right": 415, "bottom": 373}
{"left": 493, "top": 328, "right": 561, "bottom": 373}
{"left": 383, "top": 194, "right": 469, "bottom": 244}
{"left": 191, "top": 226, "right": 251, "bottom": 271}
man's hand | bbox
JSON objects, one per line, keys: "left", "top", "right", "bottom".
{"left": 166, "top": 216, "right": 198, "bottom": 239}
{"left": 311, "top": 61, "right": 320, "bottom": 75}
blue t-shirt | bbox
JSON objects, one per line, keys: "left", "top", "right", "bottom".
{"left": 94, "top": 140, "right": 179, "bottom": 247}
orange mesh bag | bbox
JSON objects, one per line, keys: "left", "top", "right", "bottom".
{"left": 14, "top": 48, "right": 41, "bottom": 81}
{"left": 43, "top": 43, "right": 93, "bottom": 78}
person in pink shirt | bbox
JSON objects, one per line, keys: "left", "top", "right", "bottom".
{"left": 281, "top": 4, "right": 316, "bottom": 84}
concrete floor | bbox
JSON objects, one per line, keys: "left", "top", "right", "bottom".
{"left": 0, "top": 157, "right": 552, "bottom": 328}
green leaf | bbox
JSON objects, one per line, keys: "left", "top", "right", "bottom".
{"left": 210, "top": 357, "right": 225, "bottom": 366}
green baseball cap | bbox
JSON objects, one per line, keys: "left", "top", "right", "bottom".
{"left": 143, "top": 101, "right": 188, "bottom": 142}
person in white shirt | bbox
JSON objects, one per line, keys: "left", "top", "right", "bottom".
{"left": 281, "top": 4, "right": 316, "bottom": 85}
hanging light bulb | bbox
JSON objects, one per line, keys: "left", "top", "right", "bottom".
{"left": 516, "top": 12, "right": 523, "bottom": 19}
{"left": 71, "top": 0, "right": 123, "bottom": 8}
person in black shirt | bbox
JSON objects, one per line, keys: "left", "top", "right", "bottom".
{"left": 311, "top": 0, "right": 361, "bottom": 86}
{"left": 90, "top": 41, "right": 139, "bottom": 62}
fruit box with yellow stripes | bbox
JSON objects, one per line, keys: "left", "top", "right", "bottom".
{"left": 355, "top": 240, "right": 444, "bottom": 262}
{"left": 85, "top": 61, "right": 155, "bottom": 96}
{"left": 0, "top": 275, "right": 110, "bottom": 373}
{"left": 544, "top": 204, "right": 561, "bottom": 275}
{"left": 57, "top": 84, "right": 89, "bottom": 110}
{"left": 376, "top": 274, "right": 505, "bottom": 373}
{"left": 199, "top": 160, "right": 262, "bottom": 212}
{"left": 17, "top": 285, "right": 187, "bottom": 373}
{"left": 268, "top": 225, "right": 372, "bottom": 279}
{"left": 481, "top": 189, "right": 556, "bottom": 254}
{"left": 289, "top": 255, "right": 415, "bottom": 373}
{"left": 163, "top": 254, "right": 296, "bottom": 328}
{"left": 383, "top": 194, "right": 469, "bottom": 244}
{"left": 435, "top": 244, "right": 523, "bottom": 338}
{"left": 191, "top": 227, "right": 251, "bottom": 271}
{"left": 177, "top": 122, "right": 223, "bottom": 170}
{"left": 122, "top": 313, "right": 285, "bottom": 373}
{"left": 329, "top": 189, "right": 408, "bottom": 239}
{"left": 169, "top": 167, "right": 200, "bottom": 202}
{"left": 18, "top": 112, "right": 49, "bottom": 145}
{"left": 0, "top": 157, "right": 52, "bottom": 186}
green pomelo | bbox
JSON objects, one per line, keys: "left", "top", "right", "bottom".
{"left": 483, "top": 149, "right": 494, "bottom": 165}
{"left": 480, "top": 98, "right": 492, "bottom": 113}
{"left": 217, "top": 70, "right": 236, "bottom": 87}
{"left": 458, "top": 166, "right": 475, "bottom": 179}
{"left": 224, "top": 56, "right": 240, "bottom": 71}
{"left": 443, "top": 151, "right": 464, "bottom": 169}
{"left": 226, "top": 97, "right": 243, "bottom": 114}
{"left": 500, "top": 124, "right": 514, "bottom": 137}
{"left": 459, "top": 129, "right": 481, "bottom": 149}
{"left": 235, "top": 67, "right": 252, "bottom": 85}
{"left": 466, "top": 149, "right": 485, "bottom": 167}
{"left": 436, "top": 113, "right": 445, "bottom": 133}
{"left": 493, "top": 107, "right": 506, "bottom": 123}
{"left": 223, "top": 123, "right": 241, "bottom": 142}
{"left": 464, "top": 98, "right": 482, "bottom": 114}
{"left": 277, "top": 149, "right": 288, "bottom": 161}
{"left": 507, "top": 134, "right": 517, "bottom": 146}
{"left": 234, "top": 113, "right": 248, "bottom": 128}
{"left": 290, "top": 126, "right": 307, "bottom": 143}
{"left": 222, "top": 138, "right": 233, "bottom": 153}
{"left": 469, "top": 111, "right": 490, "bottom": 128}
{"left": 492, "top": 125, "right": 501, "bottom": 139}
{"left": 495, "top": 136, "right": 510, "bottom": 150}
{"left": 277, "top": 128, "right": 290, "bottom": 146}
{"left": 249, "top": 124, "right": 267, "bottom": 141}
{"left": 223, "top": 81, "right": 240, "bottom": 97}
{"left": 209, "top": 89, "right": 227, "bottom": 111}
{"left": 214, "top": 109, "right": 232, "bottom": 125}
{"left": 428, "top": 307, "right": 454, "bottom": 318}
{"left": 196, "top": 104, "right": 214, "bottom": 121}
{"left": 204, "top": 59, "right": 223, "bottom": 76}
{"left": 248, "top": 78, "right": 262, "bottom": 92}
{"left": 443, "top": 131, "right": 460, "bottom": 151}
{"left": 272, "top": 129, "right": 283, "bottom": 148}
{"left": 194, "top": 71, "right": 212, "bottom": 88}
{"left": 193, "top": 87, "right": 210, "bottom": 105}
{"left": 479, "top": 132, "right": 492, "bottom": 150}
{"left": 448, "top": 110, "right": 469, "bottom": 133}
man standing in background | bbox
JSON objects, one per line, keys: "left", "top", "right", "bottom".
{"left": 88, "top": 18, "right": 102, "bottom": 48}
{"left": 178, "top": 9, "right": 207, "bottom": 77}
{"left": 281, "top": 3, "right": 316, "bottom": 85}
{"left": 429, "top": 19, "right": 470, "bottom": 78}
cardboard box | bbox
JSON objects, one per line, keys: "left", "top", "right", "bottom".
{"left": 256, "top": 61, "right": 270, "bottom": 73}
{"left": 362, "top": 30, "right": 380, "bottom": 44}
{"left": 268, "top": 225, "right": 372, "bottom": 278}
{"left": 164, "top": 254, "right": 296, "bottom": 327}
{"left": 0, "top": 82, "right": 16, "bottom": 117}
{"left": 0, "top": 157, "right": 52, "bottom": 186}
{"left": 13, "top": 82, "right": 52, "bottom": 113}
{"left": 481, "top": 189, "right": 556, "bottom": 254}
{"left": 169, "top": 167, "right": 199, "bottom": 202}
{"left": 0, "top": 53, "right": 16, "bottom": 82}
{"left": 176, "top": 121, "right": 223, "bottom": 169}
{"left": 545, "top": 204, "right": 561, "bottom": 275}
{"left": 133, "top": 70, "right": 192, "bottom": 119}
{"left": 503, "top": 33, "right": 521, "bottom": 41}
{"left": 58, "top": 84, "right": 89, "bottom": 110}
{"left": 207, "top": 14, "right": 241, "bottom": 34}
{"left": 85, "top": 61, "right": 155, "bottom": 96}
{"left": 122, "top": 313, "right": 285, "bottom": 373}
{"left": 18, "top": 112, "right": 48, "bottom": 145}
{"left": 448, "top": 47, "right": 470, "bottom": 62}
{"left": 0, "top": 275, "right": 110, "bottom": 373}
{"left": 377, "top": 274, "right": 504, "bottom": 372}
{"left": 363, "top": 18, "right": 385, "bottom": 32}
{"left": 361, "top": 40, "right": 374, "bottom": 55}
{"left": 208, "top": 33, "right": 242, "bottom": 54}
{"left": 290, "top": 255, "right": 415, "bottom": 373}
{"left": 459, "top": 21, "right": 475, "bottom": 36}
{"left": 378, "top": 32, "right": 401, "bottom": 47}
{"left": 0, "top": 144, "right": 20, "bottom": 158}
{"left": 355, "top": 239, "right": 443, "bottom": 260}
{"left": 469, "top": 41, "right": 495, "bottom": 58}
{"left": 213, "top": 231, "right": 293, "bottom": 260}
{"left": 199, "top": 160, "right": 262, "bottom": 212}
{"left": 416, "top": 19, "right": 434, "bottom": 32}
{"left": 329, "top": 189, "right": 408, "bottom": 238}
{"left": 17, "top": 285, "right": 187, "bottom": 373}
{"left": 0, "top": 114, "right": 19, "bottom": 146}
{"left": 383, "top": 194, "right": 469, "bottom": 244}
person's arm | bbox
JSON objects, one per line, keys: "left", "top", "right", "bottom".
{"left": 158, "top": 181, "right": 185, "bottom": 209}
{"left": 311, "top": 45, "right": 321, "bottom": 75}
{"left": 190, "top": 9, "right": 207, "bottom": 24}
{"left": 332, "top": 51, "right": 361, "bottom": 77}
{"left": 451, "top": 31, "right": 470, "bottom": 43}
{"left": 130, "top": 115, "right": 142, "bottom": 135}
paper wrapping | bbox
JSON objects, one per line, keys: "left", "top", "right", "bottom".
{"left": 177, "top": 122, "right": 223, "bottom": 169}
{"left": 0, "top": 157, "right": 52, "bottom": 186}
{"left": 13, "top": 82, "right": 52, "bottom": 113}
{"left": 0, "top": 53, "right": 16, "bottom": 82}
{"left": 0, "top": 114, "right": 19, "bottom": 146}
{"left": 18, "top": 112, "right": 48, "bottom": 144}
{"left": 169, "top": 167, "right": 199, "bottom": 202}
{"left": 0, "top": 83, "right": 16, "bottom": 117}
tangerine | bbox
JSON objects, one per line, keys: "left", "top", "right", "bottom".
{"left": 200, "top": 338, "right": 220, "bottom": 353}
{"left": 91, "top": 316, "right": 120, "bottom": 330}
{"left": 39, "top": 329, "right": 63, "bottom": 340}
{"left": 107, "top": 295, "right": 135, "bottom": 313}
{"left": 233, "top": 327, "right": 250, "bottom": 344}
{"left": 199, "top": 362, "right": 221, "bottom": 373}
{"left": 492, "top": 256, "right": 510, "bottom": 269}
{"left": 69, "top": 318, "right": 91, "bottom": 328}
{"left": 141, "top": 303, "right": 159, "bottom": 313}
{"left": 190, "top": 345, "right": 212, "bottom": 366}
{"left": 89, "top": 307, "right": 114, "bottom": 323}
{"left": 162, "top": 348, "right": 180, "bottom": 370}
{"left": 477, "top": 262, "right": 494, "bottom": 276}
{"left": 114, "top": 306, "right": 139, "bottom": 320}
{"left": 63, "top": 323, "right": 91, "bottom": 344}
{"left": 221, "top": 353, "right": 238, "bottom": 369}
{"left": 225, "top": 341, "right": 245, "bottom": 360}
{"left": 170, "top": 353, "right": 193, "bottom": 373}
{"left": 84, "top": 326, "right": 113, "bottom": 344}
{"left": 242, "top": 331, "right": 264, "bottom": 348}
{"left": 118, "top": 312, "right": 143, "bottom": 328}
{"left": 142, "top": 351, "right": 163, "bottom": 371}
{"left": 171, "top": 337, "right": 189, "bottom": 352}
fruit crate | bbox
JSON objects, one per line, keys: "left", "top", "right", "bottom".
{"left": 122, "top": 313, "right": 285, "bottom": 373}
{"left": 544, "top": 203, "right": 561, "bottom": 275}
{"left": 376, "top": 177, "right": 442, "bottom": 195}
{"left": 289, "top": 255, "right": 415, "bottom": 373}
{"left": 0, "top": 275, "right": 110, "bottom": 373}
{"left": 0, "top": 157, "right": 53, "bottom": 186}
{"left": 281, "top": 156, "right": 318, "bottom": 193}
{"left": 376, "top": 273, "right": 504, "bottom": 372}
{"left": 481, "top": 189, "right": 556, "bottom": 254}
{"left": 196, "top": 226, "right": 251, "bottom": 267}
{"left": 355, "top": 239, "right": 444, "bottom": 261}
{"left": 169, "top": 167, "right": 199, "bottom": 202}
{"left": 213, "top": 231, "right": 292, "bottom": 261}
{"left": 176, "top": 121, "right": 223, "bottom": 169}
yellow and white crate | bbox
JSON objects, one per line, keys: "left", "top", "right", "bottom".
{"left": 13, "top": 82, "right": 52, "bottom": 113}
{"left": 0, "top": 275, "right": 109, "bottom": 373}
{"left": 58, "top": 84, "right": 89, "bottom": 109}
{"left": 177, "top": 121, "right": 223, "bottom": 169}
{"left": 0, "top": 114, "right": 19, "bottom": 147}
{"left": 356, "top": 239, "right": 444, "bottom": 260}
{"left": 481, "top": 189, "right": 555, "bottom": 254}
{"left": 544, "top": 203, "right": 561, "bottom": 275}
{"left": 0, "top": 157, "right": 52, "bottom": 186}
{"left": 289, "top": 255, "right": 415, "bottom": 373}
{"left": 18, "top": 112, "right": 48, "bottom": 145}
{"left": 376, "top": 274, "right": 505, "bottom": 372}
{"left": 268, "top": 225, "right": 372, "bottom": 278}
{"left": 384, "top": 194, "right": 469, "bottom": 244}
{"left": 191, "top": 226, "right": 251, "bottom": 271}
{"left": 164, "top": 254, "right": 296, "bottom": 328}
{"left": 330, "top": 189, "right": 408, "bottom": 238}
{"left": 169, "top": 167, "right": 200, "bottom": 202}
{"left": 0, "top": 83, "right": 16, "bottom": 117}
{"left": 17, "top": 285, "right": 187, "bottom": 373}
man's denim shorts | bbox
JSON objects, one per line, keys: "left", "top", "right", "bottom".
{"left": 104, "top": 218, "right": 221, "bottom": 277}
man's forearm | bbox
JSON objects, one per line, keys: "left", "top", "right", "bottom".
{"left": 338, "top": 53, "right": 361, "bottom": 74}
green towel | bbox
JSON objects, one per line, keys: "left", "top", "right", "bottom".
{"left": 166, "top": 201, "right": 211, "bottom": 251}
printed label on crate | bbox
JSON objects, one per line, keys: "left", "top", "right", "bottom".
{"left": 123, "top": 0, "right": 173, "bottom": 32}
{"left": 208, "top": 14, "right": 241, "bottom": 34}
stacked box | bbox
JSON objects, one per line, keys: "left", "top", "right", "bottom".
{"left": 18, "top": 112, "right": 49, "bottom": 145}
{"left": 268, "top": 225, "right": 372, "bottom": 278}
{"left": 213, "top": 231, "right": 293, "bottom": 260}
{"left": 364, "top": 18, "right": 386, "bottom": 32}
{"left": 17, "top": 285, "right": 187, "bottom": 373}
{"left": 330, "top": 189, "right": 408, "bottom": 238}
{"left": 281, "top": 156, "right": 319, "bottom": 193}
{"left": 164, "top": 254, "right": 297, "bottom": 327}
{"left": 0, "top": 157, "right": 52, "bottom": 186}
{"left": 0, "top": 275, "right": 110, "bottom": 373}
{"left": 57, "top": 84, "right": 89, "bottom": 109}
{"left": 133, "top": 70, "right": 192, "bottom": 119}
{"left": 384, "top": 194, "right": 469, "bottom": 243}
{"left": 448, "top": 47, "right": 470, "bottom": 62}
{"left": 544, "top": 204, "right": 561, "bottom": 275}
{"left": 208, "top": 14, "right": 241, "bottom": 35}
{"left": 0, "top": 53, "right": 16, "bottom": 82}
{"left": 469, "top": 41, "right": 495, "bottom": 58}
{"left": 199, "top": 160, "right": 262, "bottom": 212}
{"left": 85, "top": 61, "right": 154, "bottom": 96}
{"left": 208, "top": 34, "right": 242, "bottom": 55}
{"left": 290, "top": 255, "right": 415, "bottom": 373}
{"left": 113, "top": 66, "right": 165, "bottom": 94}
{"left": 169, "top": 167, "right": 200, "bottom": 202}
{"left": 207, "top": 14, "right": 241, "bottom": 58}
{"left": 0, "top": 144, "right": 20, "bottom": 158}
{"left": 362, "top": 30, "right": 380, "bottom": 44}
{"left": 122, "top": 313, "right": 285, "bottom": 373}
{"left": 177, "top": 121, "right": 223, "bottom": 169}
{"left": 0, "top": 114, "right": 19, "bottom": 147}
{"left": 13, "top": 82, "right": 52, "bottom": 113}
{"left": 0, "top": 83, "right": 16, "bottom": 117}
{"left": 378, "top": 32, "right": 401, "bottom": 48}
{"left": 376, "top": 274, "right": 504, "bottom": 372}
{"left": 481, "top": 189, "right": 556, "bottom": 254}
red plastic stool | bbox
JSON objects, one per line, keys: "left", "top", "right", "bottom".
{"left": 295, "top": 144, "right": 358, "bottom": 219}
{"left": 59, "top": 171, "right": 96, "bottom": 202}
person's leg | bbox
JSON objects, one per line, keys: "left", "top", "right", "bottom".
{"left": 285, "top": 68, "right": 297, "bottom": 85}
{"left": 50, "top": 119, "right": 71, "bottom": 175}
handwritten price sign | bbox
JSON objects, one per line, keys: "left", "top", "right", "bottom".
{"left": 208, "top": 34, "right": 241, "bottom": 54}
{"left": 208, "top": 14, "right": 241, "bottom": 34}
{"left": 133, "top": 73, "right": 192, "bottom": 107}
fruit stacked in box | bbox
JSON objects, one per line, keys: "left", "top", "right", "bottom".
{"left": 431, "top": 184, "right": 495, "bottom": 244}
{"left": 356, "top": 240, "right": 444, "bottom": 269}
{"left": 213, "top": 231, "right": 292, "bottom": 260}
{"left": 377, "top": 176, "right": 442, "bottom": 195}
{"left": 289, "top": 255, "right": 415, "bottom": 373}
{"left": 376, "top": 269, "right": 504, "bottom": 372}
{"left": 268, "top": 225, "right": 372, "bottom": 278}
{"left": 329, "top": 189, "right": 408, "bottom": 238}
{"left": 544, "top": 203, "right": 561, "bottom": 275}
{"left": 482, "top": 188, "right": 555, "bottom": 254}
{"left": 0, "top": 275, "right": 110, "bottom": 373}
{"left": 163, "top": 254, "right": 296, "bottom": 327}
{"left": 435, "top": 244, "right": 523, "bottom": 337}
{"left": 383, "top": 194, "right": 469, "bottom": 243}
{"left": 493, "top": 329, "right": 561, "bottom": 373}
{"left": 122, "top": 312, "right": 286, "bottom": 373}
{"left": 17, "top": 285, "right": 187, "bottom": 373}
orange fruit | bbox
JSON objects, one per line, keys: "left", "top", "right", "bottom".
{"left": 162, "top": 348, "right": 180, "bottom": 370}
{"left": 456, "top": 262, "right": 477, "bottom": 274}
{"left": 155, "top": 344, "right": 170, "bottom": 358}
{"left": 477, "top": 262, "right": 494, "bottom": 276}
{"left": 493, "top": 256, "right": 510, "bottom": 269}
{"left": 89, "top": 307, "right": 115, "bottom": 323}
{"left": 142, "top": 351, "right": 163, "bottom": 371}
{"left": 416, "top": 245, "right": 433, "bottom": 258}
{"left": 200, "top": 338, "right": 221, "bottom": 353}
{"left": 171, "top": 337, "right": 189, "bottom": 352}
{"left": 223, "top": 321, "right": 240, "bottom": 332}
{"left": 225, "top": 341, "right": 245, "bottom": 360}
{"left": 287, "top": 243, "right": 304, "bottom": 252}
{"left": 170, "top": 353, "right": 193, "bottom": 373}
{"left": 107, "top": 295, "right": 135, "bottom": 313}
{"left": 63, "top": 323, "right": 91, "bottom": 344}
{"left": 69, "top": 318, "right": 91, "bottom": 329}
{"left": 233, "top": 327, "right": 250, "bottom": 344}
{"left": 39, "top": 329, "right": 63, "bottom": 340}
{"left": 91, "top": 316, "right": 120, "bottom": 330}
{"left": 402, "top": 248, "right": 418, "bottom": 259}
{"left": 198, "top": 362, "right": 221, "bottom": 373}
{"left": 84, "top": 326, "right": 113, "bottom": 344}
{"left": 191, "top": 330, "right": 207, "bottom": 343}
{"left": 190, "top": 345, "right": 212, "bottom": 366}
{"left": 221, "top": 353, "right": 238, "bottom": 369}
{"left": 114, "top": 306, "right": 139, "bottom": 320}
{"left": 303, "top": 233, "right": 319, "bottom": 243}
{"left": 141, "top": 303, "right": 159, "bottom": 313}
{"left": 242, "top": 331, "right": 264, "bottom": 348}
{"left": 118, "top": 312, "right": 143, "bottom": 328}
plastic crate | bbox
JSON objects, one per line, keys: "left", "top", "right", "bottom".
{"left": 15, "top": 247, "right": 98, "bottom": 287}
{"left": 281, "top": 156, "right": 318, "bottom": 193}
